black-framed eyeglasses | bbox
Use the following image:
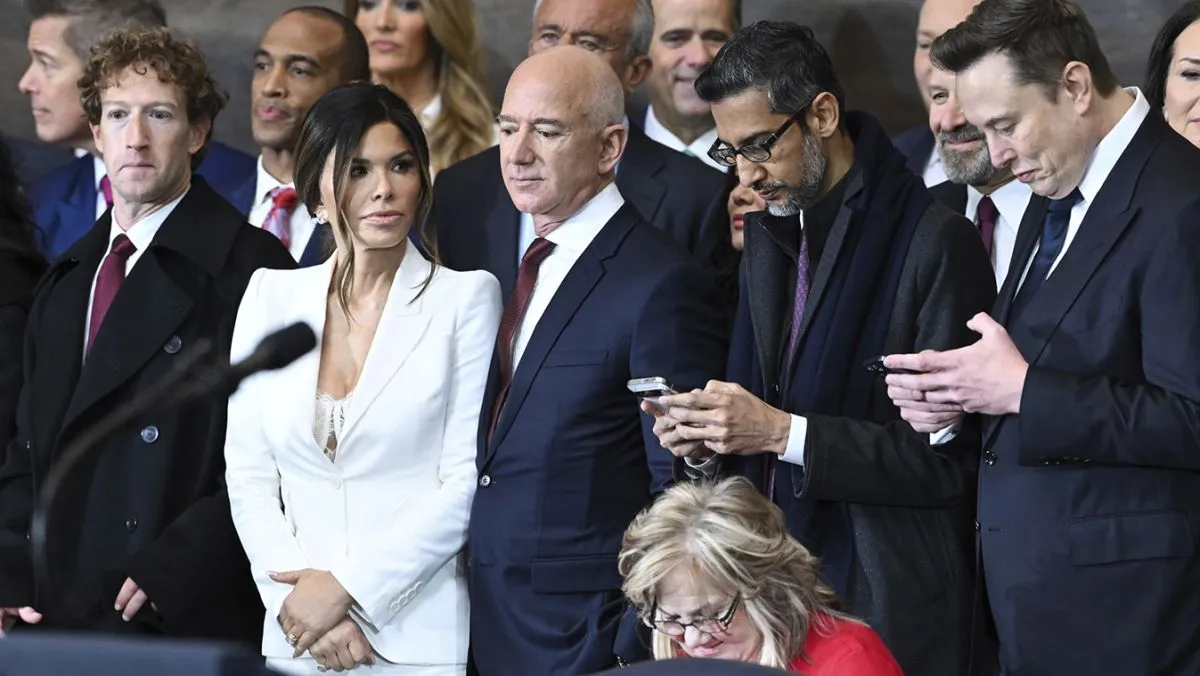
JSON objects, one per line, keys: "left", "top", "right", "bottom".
{"left": 707, "top": 112, "right": 804, "bottom": 167}
{"left": 646, "top": 595, "right": 741, "bottom": 637}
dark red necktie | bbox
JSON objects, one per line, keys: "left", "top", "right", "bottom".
{"left": 99, "top": 175, "right": 114, "bottom": 208}
{"left": 87, "top": 234, "right": 137, "bottom": 354}
{"left": 488, "top": 237, "right": 556, "bottom": 442}
{"left": 976, "top": 195, "right": 998, "bottom": 260}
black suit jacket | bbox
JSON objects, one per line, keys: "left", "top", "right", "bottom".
{"left": 0, "top": 177, "right": 295, "bottom": 643}
{"left": 432, "top": 124, "right": 734, "bottom": 299}
{"left": 891, "top": 125, "right": 935, "bottom": 177}
{"left": 466, "top": 203, "right": 729, "bottom": 675}
{"left": 979, "top": 111, "right": 1200, "bottom": 675}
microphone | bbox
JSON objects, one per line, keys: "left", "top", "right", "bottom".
{"left": 29, "top": 322, "right": 317, "bottom": 617}
{"left": 216, "top": 322, "right": 318, "bottom": 396}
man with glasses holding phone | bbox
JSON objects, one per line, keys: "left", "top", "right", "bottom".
{"left": 646, "top": 20, "right": 996, "bottom": 676}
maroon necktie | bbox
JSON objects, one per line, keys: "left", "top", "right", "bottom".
{"left": 87, "top": 234, "right": 137, "bottom": 354}
{"left": 99, "top": 175, "right": 114, "bottom": 208}
{"left": 976, "top": 195, "right": 997, "bottom": 260}
{"left": 488, "top": 237, "right": 556, "bottom": 442}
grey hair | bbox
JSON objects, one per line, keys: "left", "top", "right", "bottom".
{"left": 532, "top": 0, "right": 655, "bottom": 63}
{"left": 25, "top": 0, "right": 167, "bottom": 62}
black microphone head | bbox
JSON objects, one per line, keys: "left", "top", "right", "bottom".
{"left": 260, "top": 322, "right": 317, "bottom": 371}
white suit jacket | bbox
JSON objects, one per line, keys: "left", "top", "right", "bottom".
{"left": 224, "top": 246, "right": 501, "bottom": 663}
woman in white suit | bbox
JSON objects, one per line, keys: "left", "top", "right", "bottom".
{"left": 224, "top": 82, "right": 501, "bottom": 675}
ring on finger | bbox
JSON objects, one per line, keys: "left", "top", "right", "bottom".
{"left": 286, "top": 633, "right": 297, "bottom": 646}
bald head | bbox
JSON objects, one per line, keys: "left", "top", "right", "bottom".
{"left": 914, "top": 0, "right": 979, "bottom": 108}
{"left": 498, "top": 46, "right": 627, "bottom": 231}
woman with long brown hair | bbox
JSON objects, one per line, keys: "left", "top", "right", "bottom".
{"left": 344, "top": 0, "right": 496, "bottom": 176}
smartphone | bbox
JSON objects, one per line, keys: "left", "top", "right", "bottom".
{"left": 862, "top": 355, "right": 919, "bottom": 376}
{"left": 627, "top": 377, "right": 679, "bottom": 415}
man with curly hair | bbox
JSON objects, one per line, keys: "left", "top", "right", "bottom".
{"left": 18, "top": 0, "right": 257, "bottom": 258}
{"left": 0, "top": 26, "right": 294, "bottom": 642}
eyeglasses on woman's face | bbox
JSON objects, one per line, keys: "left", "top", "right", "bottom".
{"left": 647, "top": 594, "right": 741, "bottom": 637}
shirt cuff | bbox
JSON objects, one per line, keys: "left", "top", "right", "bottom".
{"left": 779, "top": 414, "right": 807, "bottom": 467}
{"left": 683, "top": 454, "right": 719, "bottom": 479}
{"left": 929, "top": 420, "right": 962, "bottom": 446}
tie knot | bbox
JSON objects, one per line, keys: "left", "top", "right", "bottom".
{"left": 270, "top": 186, "right": 299, "bottom": 212}
{"left": 99, "top": 175, "right": 114, "bottom": 207}
{"left": 976, "top": 195, "right": 999, "bottom": 222}
{"left": 1048, "top": 188, "right": 1082, "bottom": 215}
{"left": 109, "top": 234, "right": 136, "bottom": 259}
{"left": 522, "top": 237, "right": 556, "bottom": 266}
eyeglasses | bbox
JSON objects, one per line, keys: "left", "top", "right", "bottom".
{"left": 646, "top": 595, "right": 741, "bottom": 637}
{"left": 707, "top": 112, "right": 804, "bottom": 167}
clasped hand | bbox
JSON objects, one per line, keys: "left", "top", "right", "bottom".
{"left": 271, "top": 568, "right": 373, "bottom": 671}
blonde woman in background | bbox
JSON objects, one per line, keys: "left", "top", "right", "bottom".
{"left": 345, "top": 0, "right": 496, "bottom": 176}
{"left": 619, "top": 478, "right": 904, "bottom": 675}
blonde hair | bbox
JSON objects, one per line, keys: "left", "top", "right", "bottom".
{"left": 345, "top": 0, "right": 495, "bottom": 175}
{"left": 618, "top": 477, "right": 860, "bottom": 669}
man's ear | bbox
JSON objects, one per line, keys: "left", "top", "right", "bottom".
{"left": 807, "top": 92, "right": 841, "bottom": 139}
{"left": 599, "top": 123, "right": 627, "bottom": 174}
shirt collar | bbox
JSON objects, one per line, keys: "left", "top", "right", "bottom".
{"left": 254, "top": 155, "right": 292, "bottom": 206}
{"left": 542, "top": 181, "right": 625, "bottom": 252}
{"left": 1076, "top": 87, "right": 1150, "bottom": 206}
{"left": 108, "top": 186, "right": 189, "bottom": 253}
{"left": 967, "top": 179, "right": 1033, "bottom": 234}
{"left": 92, "top": 154, "right": 107, "bottom": 191}
{"left": 643, "top": 105, "right": 718, "bottom": 156}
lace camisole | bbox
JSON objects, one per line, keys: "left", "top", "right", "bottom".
{"left": 313, "top": 391, "right": 352, "bottom": 462}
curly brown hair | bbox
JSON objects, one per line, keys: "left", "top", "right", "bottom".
{"left": 78, "top": 26, "right": 227, "bottom": 167}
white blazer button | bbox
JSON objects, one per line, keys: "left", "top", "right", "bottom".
{"left": 330, "top": 477, "right": 342, "bottom": 489}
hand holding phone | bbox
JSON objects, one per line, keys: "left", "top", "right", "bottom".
{"left": 627, "top": 377, "right": 679, "bottom": 416}
{"left": 863, "top": 355, "right": 920, "bottom": 376}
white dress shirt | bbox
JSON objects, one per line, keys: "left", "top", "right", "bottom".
{"left": 92, "top": 154, "right": 109, "bottom": 220}
{"left": 922, "top": 146, "right": 949, "bottom": 187}
{"left": 1014, "top": 87, "right": 1149, "bottom": 291}
{"left": 83, "top": 188, "right": 188, "bottom": 355}
{"left": 511, "top": 182, "right": 624, "bottom": 370}
{"left": 643, "top": 105, "right": 725, "bottom": 172}
{"left": 247, "top": 156, "right": 316, "bottom": 262}
{"left": 966, "top": 179, "right": 1033, "bottom": 290}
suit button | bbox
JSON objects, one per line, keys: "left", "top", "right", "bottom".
{"left": 140, "top": 426, "right": 159, "bottom": 444}
{"left": 329, "top": 476, "right": 342, "bottom": 489}
{"left": 479, "top": 475, "right": 492, "bottom": 487}
{"left": 982, "top": 450, "right": 997, "bottom": 465}
{"left": 125, "top": 517, "right": 138, "bottom": 533}
{"left": 974, "top": 520, "right": 981, "bottom": 532}
{"left": 163, "top": 335, "right": 182, "bottom": 354}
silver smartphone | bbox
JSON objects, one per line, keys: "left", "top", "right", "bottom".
{"left": 627, "top": 376, "right": 679, "bottom": 415}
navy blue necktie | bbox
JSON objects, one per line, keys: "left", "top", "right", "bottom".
{"left": 1009, "top": 188, "right": 1083, "bottom": 321}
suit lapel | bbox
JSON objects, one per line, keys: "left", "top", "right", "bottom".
{"left": 617, "top": 128, "right": 667, "bottom": 226}
{"left": 339, "top": 248, "right": 433, "bottom": 443}
{"left": 743, "top": 211, "right": 788, "bottom": 384}
{"left": 928, "top": 181, "right": 968, "bottom": 216}
{"left": 281, "top": 260, "right": 334, "bottom": 453}
{"left": 62, "top": 248, "right": 194, "bottom": 433}
{"left": 993, "top": 195, "right": 1047, "bottom": 325}
{"left": 484, "top": 183, "right": 520, "bottom": 300}
{"left": 229, "top": 173, "right": 257, "bottom": 216}
{"left": 484, "top": 206, "right": 634, "bottom": 461}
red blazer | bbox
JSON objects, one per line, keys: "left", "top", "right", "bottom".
{"left": 788, "top": 615, "right": 904, "bottom": 675}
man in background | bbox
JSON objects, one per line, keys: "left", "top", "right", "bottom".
{"left": 640, "top": 0, "right": 739, "bottom": 171}
{"left": 19, "top": 0, "right": 255, "bottom": 258}
{"left": 893, "top": 0, "right": 980, "bottom": 183}
{"left": 925, "top": 62, "right": 1035, "bottom": 289}
{"left": 228, "top": 6, "right": 370, "bottom": 267}
{"left": 435, "top": 0, "right": 735, "bottom": 299}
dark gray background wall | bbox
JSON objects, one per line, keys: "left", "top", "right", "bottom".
{"left": 0, "top": 0, "right": 1182, "bottom": 155}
